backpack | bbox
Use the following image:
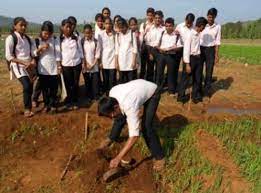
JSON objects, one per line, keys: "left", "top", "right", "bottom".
{"left": 6, "top": 33, "right": 32, "bottom": 74}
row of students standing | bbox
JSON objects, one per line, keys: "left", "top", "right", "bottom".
{"left": 5, "top": 7, "right": 221, "bottom": 117}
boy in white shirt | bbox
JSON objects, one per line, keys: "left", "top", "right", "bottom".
{"left": 146, "top": 11, "right": 165, "bottom": 82}
{"left": 175, "top": 13, "right": 195, "bottom": 73}
{"left": 139, "top": 7, "right": 155, "bottom": 79}
{"left": 82, "top": 24, "right": 101, "bottom": 101}
{"left": 177, "top": 17, "right": 208, "bottom": 104}
{"left": 200, "top": 8, "right": 221, "bottom": 97}
{"left": 98, "top": 79, "right": 165, "bottom": 171}
{"left": 156, "top": 18, "right": 180, "bottom": 95}
{"left": 115, "top": 18, "right": 138, "bottom": 83}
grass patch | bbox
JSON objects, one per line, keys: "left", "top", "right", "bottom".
{"left": 220, "top": 44, "right": 261, "bottom": 65}
{"left": 135, "top": 118, "right": 260, "bottom": 192}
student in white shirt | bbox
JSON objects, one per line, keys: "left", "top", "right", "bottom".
{"left": 82, "top": 24, "right": 101, "bottom": 101}
{"left": 60, "top": 19, "right": 84, "bottom": 110}
{"left": 145, "top": 11, "right": 165, "bottom": 82}
{"left": 200, "top": 8, "right": 221, "bottom": 97}
{"left": 94, "top": 13, "right": 104, "bottom": 40}
{"left": 5, "top": 17, "right": 36, "bottom": 117}
{"left": 113, "top": 15, "right": 122, "bottom": 33}
{"left": 100, "top": 17, "right": 117, "bottom": 95}
{"left": 139, "top": 8, "right": 155, "bottom": 79}
{"left": 156, "top": 18, "right": 180, "bottom": 95}
{"left": 101, "top": 7, "right": 111, "bottom": 18}
{"left": 34, "top": 21, "right": 61, "bottom": 113}
{"left": 67, "top": 16, "right": 81, "bottom": 38}
{"left": 129, "top": 17, "right": 142, "bottom": 79}
{"left": 115, "top": 18, "right": 138, "bottom": 83}
{"left": 98, "top": 79, "right": 165, "bottom": 171}
{"left": 177, "top": 17, "right": 208, "bottom": 104}
{"left": 175, "top": 13, "right": 195, "bottom": 71}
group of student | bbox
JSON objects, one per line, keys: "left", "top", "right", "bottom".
{"left": 5, "top": 7, "right": 221, "bottom": 118}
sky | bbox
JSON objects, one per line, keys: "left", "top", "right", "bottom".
{"left": 0, "top": 0, "right": 260, "bottom": 24}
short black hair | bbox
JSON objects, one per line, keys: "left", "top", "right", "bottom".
{"left": 195, "top": 17, "right": 208, "bottom": 28}
{"left": 61, "top": 19, "right": 72, "bottom": 26}
{"left": 155, "top": 10, "right": 164, "bottom": 18}
{"left": 185, "top": 13, "right": 195, "bottom": 23}
{"left": 118, "top": 18, "right": 128, "bottom": 28}
{"left": 68, "top": 16, "right": 77, "bottom": 25}
{"left": 104, "top": 17, "right": 113, "bottom": 23}
{"left": 83, "top": 24, "right": 92, "bottom": 31}
{"left": 129, "top": 17, "right": 138, "bottom": 25}
{"left": 113, "top": 15, "right": 122, "bottom": 23}
{"left": 102, "top": 7, "right": 111, "bottom": 15}
{"left": 95, "top": 13, "right": 104, "bottom": 22}
{"left": 41, "top": 21, "right": 54, "bottom": 33}
{"left": 13, "top": 17, "right": 27, "bottom": 26}
{"left": 146, "top": 7, "right": 155, "bottom": 14}
{"left": 165, "top": 17, "right": 174, "bottom": 25}
{"left": 98, "top": 97, "right": 118, "bottom": 116}
{"left": 207, "top": 8, "right": 218, "bottom": 17}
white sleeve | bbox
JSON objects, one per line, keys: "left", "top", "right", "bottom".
{"left": 215, "top": 25, "right": 221, "bottom": 46}
{"left": 77, "top": 38, "right": 84, "bottom": 59}
{"left": 5, "top": 35, "right": 15, "bottom": 61}
{"left": 125, "top": 108, "right": 140, "bottom": 137}
{"left": 183, "top": 33, "right": 192, "bottom": 64}
{"left": 115, "top": 34, "right": 119, "bottom": 55}
{"left": 139, "top": 23, "right": 145, "bottom": 34}
{"left": 132, "top": 33, "right": 138, "bottom": 54}
{"left": 95, "top": 40, "right": 101, "bottom": 59}
{"left": 30, "top": 37, "right": 37, "bottom": 58}
{"left": 55, "top": 38, "right": 61, "bottom": 61}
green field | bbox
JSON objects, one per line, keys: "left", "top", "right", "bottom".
{"left": 220, "top": 44, "right": 261, "bottom": 65}
{"left": 136, "top": 118, "right": 261, "bottom": 193}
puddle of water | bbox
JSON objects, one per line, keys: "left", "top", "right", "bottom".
{"left": 207, "top": 107, "right": 261, "bottom": 115}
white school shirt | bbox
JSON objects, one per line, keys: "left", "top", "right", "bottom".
{"left": 35, "top": 37, "right": 61, "bottom": 75}
{"left": 159, "top": 31, "right": 178, "bottom": 50}
{"left": 146, "top": 25, "right": 165, "bottom": 47}
{"left": 200, "top": 23, "right": 221, "bottom": 47}
{"left": 139, "top": 21, "right": 154, "bottom": 45}
{"left": 5, "top": 32, "right": 36, "bottom": 79}
{"left": 183, "top": 29, "right": 201, "bottom": 64}
{"left": 109, "top": 79, "right": 157, "bottom": 137}
{"left": 115, "top": 30, "right": 138, "bottom": 71}
{"left": 61, "top": 35, "right": 84, "bottom": 67}
{"left": 175, "top": 22, "right": 193, "bottom": 48}
{"left": 82, "top": 37, "right": 101, "bottom": 73}
{"left": 99, "top": 30, "right": 116, "bottom": 69}
{"left": 95, "top": 24, "right": 104, "bottom": 40}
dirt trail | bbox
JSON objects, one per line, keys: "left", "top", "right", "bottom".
{"left": 196, "top": 129, "right": 251, "bottom": 193}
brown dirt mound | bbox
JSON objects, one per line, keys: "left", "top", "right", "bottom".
{"left": 196, "top": 129, "right": 251, "bottom": 193}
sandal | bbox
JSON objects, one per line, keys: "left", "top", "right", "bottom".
{"left": 24, "top": 110, "right": 34, "bottom": 118}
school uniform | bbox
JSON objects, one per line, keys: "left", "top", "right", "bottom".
{"left": 94, "top": 24, "right": 104, "bottom": 41}
{"left": 144, "top": 25, "right": 165, "bottom": 82}
{"left": 200, "top": 23, "right": 221, "bottom": 95}
{"left": 175, "top": 22, "right": 193, "bottom": 66}
{"left": 100, "top": 30, "right": 117, "bottom": 95}
{"left": 5, "top": 31, "right": 36, "bottom": 110}
{"left": 34, "top": 36, "right": 61, "bottom": 109}
{"left": 139, "top": 21, "right": 154, "bottom": 79}
{"left": 156, "top": 31, "right": 179, "bottom": 94}
{"left": 82, "top": 37, "right": 101, "bottom": 100}
{"left": 115, "top": 30, "right": 138, "bottom": 83}
{"left": 60, "top": 35, "right": 84, "bottom": 106}
{"left": 109, "top": 79, "right": 164, "bottom": 160}
{"left": 178, "top": 29, "right": 203, "bottom": 102}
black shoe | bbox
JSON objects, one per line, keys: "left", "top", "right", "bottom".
{"left": 192, "top": 97, "right": 203, "bottom": 104}
{"left": 177, "top": 95, "right": 188, "bottom": 103}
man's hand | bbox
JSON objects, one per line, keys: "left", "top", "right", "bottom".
{"left": 109, "top": 156, "right": 121, "bottom": 169}
{"left": 215, "top": 54, "right": 219, "bottom": 66}
{"left": 186, "top": 63, "right": 191, "bottom": 74}
{"left": 149, "top": 53, "right": 154, "bottom": 61}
